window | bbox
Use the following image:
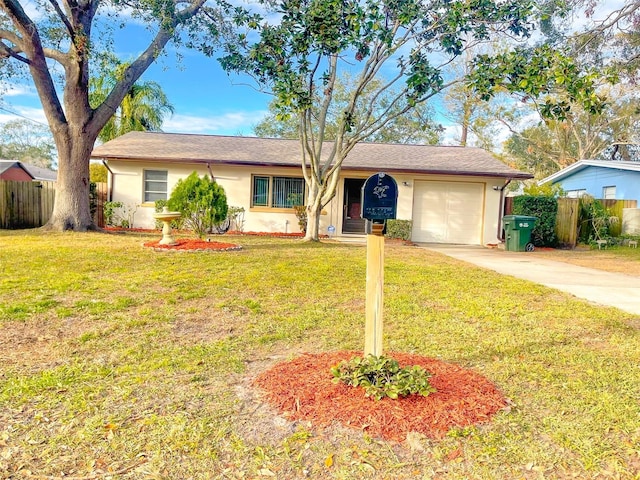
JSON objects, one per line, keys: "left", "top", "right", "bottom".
{"left": 566, "top": 189, "right": 587, "bottom": 198}
{"left": 251, "top": 175, "right": 305, "bottom": 208}
{"left": 144, "top": 170, "right": 168, "bottom": 202}
{"left": 602, "top": 186, "right": 616, "bottom": 199}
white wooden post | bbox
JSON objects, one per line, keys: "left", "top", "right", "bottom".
{"left": 364, "top": 222, "right": 385, "bottom": 357}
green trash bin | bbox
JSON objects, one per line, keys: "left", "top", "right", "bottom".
{"left": 503, "top": 215, "right": 537, "bottom": 252}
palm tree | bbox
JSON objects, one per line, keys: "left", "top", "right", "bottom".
{"left": 90, "top": 71, "right": 174, "bottom": 143}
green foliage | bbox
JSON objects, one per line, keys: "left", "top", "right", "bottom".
{"left": 89, "top": 163, "right": 108, "bottom": 183}
{"left": 385, "top": 220, "right": 413, "bottom": 241}
{"left": 331, "top": 355, "right": 436, "bottom": 401}
{"left": 471, "top": 45, "right": 612, "bottom": 121}
{"left": 103, "top": 201, "right": 123, "bottom": 227}
{"left": 512, "top": 195, "right": 558, "bottom": 247}
{"left": 524, "top": 182, "right": 564, "bottom": 197}
{"left": 578, "top": 195, "right": 619, "bottom": 244}
{"left": 90, "top": 67, "right": 175, "bottom": 143}
{"left": 293, "top": 205, "right": 307, "bottom": 233}
{"left": 167, "top": 172, "right": 228, "bottom": 239}
{"left": 219, "top": 0, "right": 537, "bottom": 240}
{"left": 104, "top": 201, "right": 137, "bottom": 228}
{"left": 253, "top": 75, "right": 443, "bottom": 144}
{"left": 227, "top": 206, "right": 246, "bottom": 232}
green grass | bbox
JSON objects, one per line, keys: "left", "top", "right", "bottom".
{"left": 1, "top": 230, "right": 639, "bottom": 479}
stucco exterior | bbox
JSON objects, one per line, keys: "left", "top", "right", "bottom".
{"left": 106, "top": 158, "right": 507, "bottom": 245}
{"left": 93, "top": 132, "right": 531, "bottom": 245}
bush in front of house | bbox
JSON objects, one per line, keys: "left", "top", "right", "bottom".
{"left": 168, "top": 172, "right": 228, "bottom": 239}
{"left": 385, "top": 219, "right": 413, "bottom": 241}
{"left": 512, "top": 195, "right": 558, "bottom": 247}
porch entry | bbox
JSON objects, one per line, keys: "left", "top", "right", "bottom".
{"left": 342, "top": 178, "right": 366, "bottom": 234}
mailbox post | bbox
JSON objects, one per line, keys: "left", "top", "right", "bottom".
{"left": 361, "top": 173, "right": 398, "bottom": 357}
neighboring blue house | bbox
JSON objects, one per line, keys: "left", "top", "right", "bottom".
{"left": 540, "top": 160, "right": 640, "bottom": 200}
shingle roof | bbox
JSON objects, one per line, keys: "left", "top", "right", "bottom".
{"left": 0, "top": 160, "right": 34, "bottom": 178}
{"left": 91, "top": 131, "right": 532, "bottom": 179}
{"left": 0, "top": 160, "right": 57, "bottom": 181}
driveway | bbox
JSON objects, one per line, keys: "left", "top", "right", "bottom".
{"left": 423, "top": 244, "right": 640, "bottom": 316}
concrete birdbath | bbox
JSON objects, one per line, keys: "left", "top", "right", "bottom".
{"left": 153, "top": 206, "right": 181, "bottom": 246}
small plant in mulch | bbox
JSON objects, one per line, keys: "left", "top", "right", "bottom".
{"left": 254, "top": 351, "right": 507, "bottom": 441}
{"left": 331, "top": 354, "right": 436, "bottom": 400}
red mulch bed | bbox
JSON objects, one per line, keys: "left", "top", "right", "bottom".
{"left": 143, "top": 239, "right": 242, "bottom": 252}
{"left": 254, "top": 351, "right": 506, "bottom": 442}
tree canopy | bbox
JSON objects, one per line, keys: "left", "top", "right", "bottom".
{"left": 0, "top": 0, "right": 225, "bottom": 230}
{"left": 0, "top": 119, "right": 56, "bottom": 168}
{"left": 220, "top": 0, "right": 556, "bottom": 240}
{"left": 254, "top": 74, "right": 443, "bottom": 145}
{"left": 90, "top": 68, "right": 175, "bottom": 143}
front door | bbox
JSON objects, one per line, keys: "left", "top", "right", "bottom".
{"left": 342, "top": 178, "right": 366, "bottom": 234}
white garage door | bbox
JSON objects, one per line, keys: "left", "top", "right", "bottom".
{"left": 412, "top": 181, "right": 484, "bottom": 244}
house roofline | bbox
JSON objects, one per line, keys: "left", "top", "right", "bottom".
{"left": 98, "top": 155, "right": 532, "bottom": 180}
{"left": 540, "top": 159, "right": 640, "bottom": 184}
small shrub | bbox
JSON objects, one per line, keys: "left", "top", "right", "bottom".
{"left": 331, "top": 355, "right": 436, "bottom": 401}
{"left": 103, "top": 201, "right": 123, "bottom": 226}
{"left": 578, "top": 195, "right": 619, "bottom": 243}
{"left": 385, "top": 219, "right": 412, "bottom": 241}
{"left": 227, "top": 206, "right": 246, "bottom": 232}
{"left": 293, "top": 205, "right": 307, "bottom": 233}
{"left": 167, "top": 172, "right": 228, "bottom": 239}
{"left": 512, "top": 195, "right": 558, "bottom": 247}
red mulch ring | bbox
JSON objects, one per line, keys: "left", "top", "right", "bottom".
{"left": 143, "top": 238, "right": 242, "bottom": 252}
{"left": 254, "top": 351, "right": 506, "bottom": 442}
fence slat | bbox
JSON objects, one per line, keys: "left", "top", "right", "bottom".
{"left": 0, "top": 180, "right": 56, "bottom": 229}
{"left": 556, "top": 198, "right": 579, "bottom": 248}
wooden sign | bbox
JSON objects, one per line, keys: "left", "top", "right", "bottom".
{"left": 361, "top": 173, "right": 398, "bottom": 221}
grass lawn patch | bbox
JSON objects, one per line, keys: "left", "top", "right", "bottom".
{"left": 0, "top": 230, "right": 639, "bottom": 479}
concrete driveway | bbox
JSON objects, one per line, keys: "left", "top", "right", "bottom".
{"left": 423, "top": 244, "right": 640, "bottom": 316}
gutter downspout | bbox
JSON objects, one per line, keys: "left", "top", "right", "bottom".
{"left": 496, "top": 179, "right": 512, "bottom": 242}
{"left": 102, "top": 160, "right": 114, "bottom": 202}
{"left": 207, "top": 163, "right": 215, "bottom": 181}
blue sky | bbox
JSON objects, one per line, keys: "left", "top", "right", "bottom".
{"left": 0, "top": 21, "right": 273, "bottom": 137}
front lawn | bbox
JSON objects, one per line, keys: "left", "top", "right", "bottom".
{"left": 1, "top": 231, "right": 638, "bottom": 479}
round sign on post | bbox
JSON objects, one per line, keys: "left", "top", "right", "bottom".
{"left": 361, "top": 173, "right": 398, "bottom": 358}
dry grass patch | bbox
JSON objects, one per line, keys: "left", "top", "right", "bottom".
{"left": 533, "top": 246, "right": 640, "bottom": 276}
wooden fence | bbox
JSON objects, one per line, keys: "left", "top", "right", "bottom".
{"left": 553, "top": 198, "right": 637, "bottom": 248}
{"left": 0, "top": 180, "right": 56, "bottom": 229}
{"left": 505, "top": 196, "right": 638, "bottom": 248}
{"left": 0, "top": 181, "right": 107, "bottom": 229}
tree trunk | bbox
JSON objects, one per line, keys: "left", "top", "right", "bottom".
{"left": 304, "top": 182, "right": 323, "bottom": 242}
{"left": 45, "top": 130, "right": 96, "bottom": 231}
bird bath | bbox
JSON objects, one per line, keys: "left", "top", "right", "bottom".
{"left": 153, "top": 207, "right": 181, "bottom": 245}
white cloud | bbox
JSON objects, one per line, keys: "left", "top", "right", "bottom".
{"left": 163, "top": 110, "right": 269, "bottom": 135}
{"left": 0, "top": 105, "right": 47, "bottom": 126}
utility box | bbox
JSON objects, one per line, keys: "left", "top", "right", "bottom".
{"left": 503, "top": 215, "right": 537, "bottom": 252}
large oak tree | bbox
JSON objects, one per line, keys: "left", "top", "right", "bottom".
{"left": 0, "top": 0, "right": 224, "bottom": 230}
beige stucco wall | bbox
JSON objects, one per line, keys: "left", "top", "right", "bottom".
{"left": 105, "top": 159, "right": 507, "bottom": 245}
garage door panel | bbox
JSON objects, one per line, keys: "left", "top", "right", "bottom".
{"left": 412, "top": 181, "right": 484, "bottom": 244}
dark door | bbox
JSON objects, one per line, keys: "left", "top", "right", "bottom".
{"left": 342, "top": 178, "right": 366, "bottom": 234}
